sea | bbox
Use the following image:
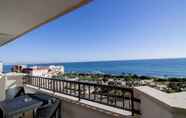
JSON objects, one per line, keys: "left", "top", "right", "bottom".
{"left": 3, "top": 58, "right": 186, "bottom": 78}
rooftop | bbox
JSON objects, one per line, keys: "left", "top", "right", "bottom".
{"left": 135, "top": 86, "right": 186, "bottom": 111}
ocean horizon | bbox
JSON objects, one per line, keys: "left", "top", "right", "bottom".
{"left": 3, "top": 58, "right": 186, "bottom": 78}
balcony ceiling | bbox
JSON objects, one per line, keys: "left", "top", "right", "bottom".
{"left": 0, "top": 0, "right": 90, "bottom": 46}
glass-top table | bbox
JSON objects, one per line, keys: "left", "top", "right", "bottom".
{"left": 0, "top": 95, "right": 43, "bottom": 118}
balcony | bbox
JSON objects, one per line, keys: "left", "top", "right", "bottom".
{"left": 1, "top": 74, "right": 186, "bottom": 118}
{"left": 0, "top": 74, "right": 141, "bottom": 118}
{"left": 23, "top": 75, "right": 140, "bottom": 117}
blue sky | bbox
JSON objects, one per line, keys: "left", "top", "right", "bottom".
{"left": 1, "top": 0, "right": 186, "bottom": 64}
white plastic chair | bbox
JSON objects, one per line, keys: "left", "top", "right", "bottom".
{"left": 0, "top": 75, "right": 16, "bottom": 101}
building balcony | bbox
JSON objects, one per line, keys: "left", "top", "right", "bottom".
{"left": 1, "top": 73, "right": 186, "bottom": 118}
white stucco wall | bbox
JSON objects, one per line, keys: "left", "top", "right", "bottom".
{"left": 0, "top": 78, "right": 6, "bottom": 101}
{"left": 138, "top": 93, "right": 172, "bottom": 118}
{"left": 134, "top": 86, "right": 186, "bottom": 118}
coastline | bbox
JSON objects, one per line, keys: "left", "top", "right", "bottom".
{"left": 3, "top": 58, "right": 186, "bottom": 78}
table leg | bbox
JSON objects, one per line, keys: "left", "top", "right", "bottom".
{"left": 33, "top": 109, "right": 37, "bottom": 118}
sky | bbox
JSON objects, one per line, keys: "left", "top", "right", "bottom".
{"left": 1, "top": 0, "right": 186, "bottom": 64}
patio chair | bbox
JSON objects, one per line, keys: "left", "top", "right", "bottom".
{"left": 36, "top": 99, "right": 61, "bottom": 118}
{"left": 0, "top": 108, "right": 5, "bottom": 118}
{"left": 0, "top": 76, "right": 16, "bottom": 101}
{"left": 5, "top": 86, "right": 25, "bottom": 100}
{"left": 28, "top": 92, "right": 56, "bottom": 108}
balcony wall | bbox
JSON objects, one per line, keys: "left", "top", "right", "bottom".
{"left": 134, "top": 86, "right": 186, "bottom": 118}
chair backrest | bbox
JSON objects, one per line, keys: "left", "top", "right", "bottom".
{"left": 29, "top": 92, "right": 56, "bottom": 107}
{"left": 37, "top": 99, "right": 60, "bottom": 118}
{"left": 48, "top": 100, "right": 60, "bottom": 117}
{"left": 6, "top": 87, "right": 25, "bottom": 100}
{"left": 0, "top": 107, "right": 5, "bottom": 118}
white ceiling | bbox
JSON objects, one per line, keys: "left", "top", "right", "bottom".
{"left": 0, "top": 0, "right": 90, "bottom": 46}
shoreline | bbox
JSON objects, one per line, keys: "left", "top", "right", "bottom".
{"left": 3, "top": 58, "right": 186, "bottom": 79}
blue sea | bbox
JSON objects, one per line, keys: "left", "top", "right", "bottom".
{"left": 3, "top": 58, "right": 186, "bottom": 78}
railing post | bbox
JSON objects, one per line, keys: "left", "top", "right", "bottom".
{"left": 78, "top": 82, "right": 81, "bottom": 101}
{"left": 23, "top": 76, "right": 25, "bottom": 84}
{"left": 23, "top": 75, "right": 30, "bottom": 85}
{"left": 39, "top": 77, "right": 41, "bottom": 88}
{"left": 131, "top": 88, "right": 134, "bottom": 116}
{"left": 53, "top": 79, "right": 56, "bottom": 93}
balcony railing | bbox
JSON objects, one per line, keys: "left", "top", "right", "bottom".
{"left": 23, "top": 76, "right": 140, "bottom": 115}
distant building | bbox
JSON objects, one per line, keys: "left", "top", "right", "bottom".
{"left": 12, "top": 65, "right": 22, "bottom": 73}
{"left": 22, "top": 65, "right": 64, "bottom": 78}
{"left": 22, "top": 67, "right": 49, "bottom": 77}
{"left": 49, "top": 65, "right": 64, "bottom": 74}
{"left": 22, "top": 68, "right": 33, "bottom": 74}
{"left": 12, "top": 65, "right": 27, "bottom": 73}
{"left": 32, "top": 67, "right": 49, "bottom": 77}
